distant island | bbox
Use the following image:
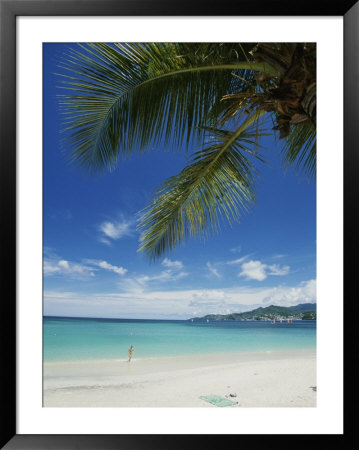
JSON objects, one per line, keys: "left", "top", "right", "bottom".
{"left": 189, "top": 303, "right": 316, "bottom": 322}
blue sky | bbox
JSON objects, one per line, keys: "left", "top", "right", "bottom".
{"left": 43, "top": 43, "right": 316, "bottom": 319}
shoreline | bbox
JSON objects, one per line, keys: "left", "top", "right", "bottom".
{"left": 44, "top": 347, "right": 315, "bottom": 366}
{"left": 43, "top": 348, "right": 316, "bottom": 407}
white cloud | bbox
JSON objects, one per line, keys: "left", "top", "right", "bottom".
{"left": 43, "top": 258, "right": 96, "bottom": 279}
{"left": 44, "top": 256, "right": 128, "bottom": 279}
{"left": 43, "top": 279, "right": 316, "bottom": 319}
{"left": 116, "top": 267, "right": 189, "bottom": 294}
{"left": 162, "top": 258, "right": 183, "bottom": 270}
{"left": 58, "top": 260, "right": 70, "bottom": 270}
{"left": 239, "top": 260, "right": 290, "bottom": 281}
{"left": 261, "top": 280, "right": 316, "bottom": 307}
{"left": 239, "top": 260, "right": 268, "bottom": 281}
{"left": 43, "top": 260, "right": 61, "bottom": 275}
{"left": 206, "top": 262, "right": 221, "bottom": 278}
{"left": 267, "top": 264, "right": 290, "bottom": 276}
{"left": 227, "top": 255, "right": 250, "bottom": 265}
{"left": 121, "top": 258, "right": 187, "bottom": 288}
{"left": 98, "top": 217, "right": 133, "bottom": 243}
{"left": 98, "top": 237, "right": 111, "bottom": 246}
{"left": 272, "top": 253, "right": 286, "bottom": 259}
{"left": 136, "top": 270, "right": 188, "bottom": 285}
{"left": 230, "top": 245, "right": 242, "bottom": 253}
{"left": 228, "top": 255, "right": 288, "bottom": 276}
{"left": 96, "top": 260, "right": 127, "bottom": 276}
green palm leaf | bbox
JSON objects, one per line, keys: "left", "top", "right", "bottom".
{"left": 137, "top": 111, "right": 268, "bottom": 260}
{"left": 55, "top": 42, "right": 315, "bottom": 260}
{"left": 281, "top": 122, "right": 316, "bottom": 178}
{"left": 56, "top": 43, "right": 277, "bottom": 172}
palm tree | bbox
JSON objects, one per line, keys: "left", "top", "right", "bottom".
{"left": 56, "top": 42, "right": 316, "bottom": 260}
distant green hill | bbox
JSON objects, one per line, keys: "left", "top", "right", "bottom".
{"left": 289, "top": 303, "right": 316, "bottom": 312}
{"left": 190, "top": 303, "right": 316, "bottom": 321}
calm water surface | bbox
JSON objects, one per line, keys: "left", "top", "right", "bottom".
{"left": 43, "top": 316, "right": 316, "bottom": 362}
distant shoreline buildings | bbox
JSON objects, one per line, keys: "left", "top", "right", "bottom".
{"left": 190, "top": 303, "right": 317, "bottom": 322}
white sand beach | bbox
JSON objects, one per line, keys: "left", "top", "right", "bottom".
{"left": 43, "top": 349, "right": 316, "bottom": 407}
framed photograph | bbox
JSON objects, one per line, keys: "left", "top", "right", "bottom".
{"left": 1, "top": 0, "right": 355, "bottom": 448}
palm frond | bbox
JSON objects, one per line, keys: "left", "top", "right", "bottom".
{"left": 137, "top": 111, "right": 267, "bottom": 260}
{"left": 281, "top": 122, "right": 316, "bottom": 179}
{"left": 56, "top": 43, "right": 278, "bottom": 172}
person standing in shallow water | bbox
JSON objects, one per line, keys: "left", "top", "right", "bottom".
{"left": 128, "top": 345, "right": 134, "bottom": 362}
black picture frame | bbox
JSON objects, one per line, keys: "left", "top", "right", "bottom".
{"left": 1, "top": 0, "right": 355, "bottom": 448}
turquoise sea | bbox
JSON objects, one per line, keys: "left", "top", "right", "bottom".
{"left": 43, "top": 316, "right": 316, "bottom": 363}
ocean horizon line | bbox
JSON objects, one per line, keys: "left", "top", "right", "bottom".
{"left": 43, "top": 315, "right": 189, "bottom": 322}
{"left": 43, "top": 302, "right": 316, "bottom": 323}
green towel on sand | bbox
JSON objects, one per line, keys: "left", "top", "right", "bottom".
{"left": 199, "top": 395, "right": 237, "bottom": 407}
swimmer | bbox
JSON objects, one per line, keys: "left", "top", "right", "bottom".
{"left": 128, "top": 345, "right": 134, "bottom": 362}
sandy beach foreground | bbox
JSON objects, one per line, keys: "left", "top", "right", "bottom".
{"left": 43, "top": 349, "right": 316, "bottom": 407}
